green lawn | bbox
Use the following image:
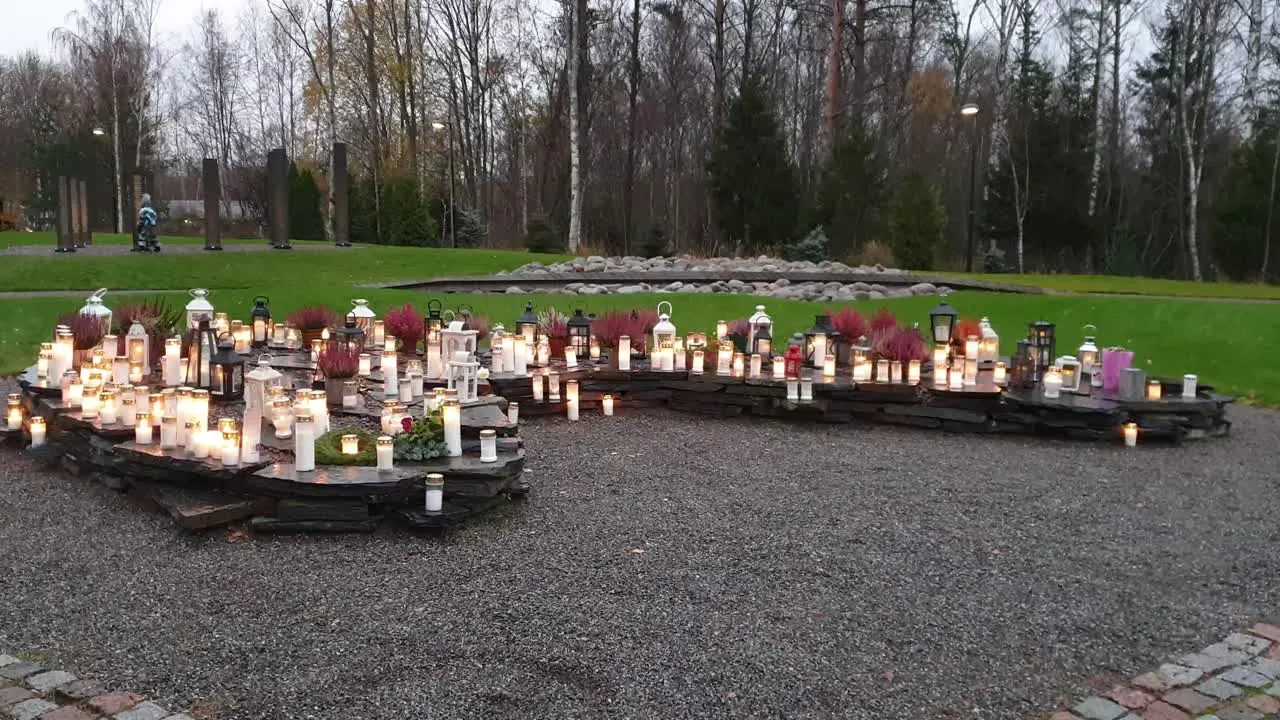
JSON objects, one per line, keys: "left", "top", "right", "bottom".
{"left": 0, "top": 232, "right": 1273, "bottom": 405}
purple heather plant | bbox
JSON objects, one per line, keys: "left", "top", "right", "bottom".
{"left": 287, "top": 305, "right": 341, "bottom": 331}
{"left": 317, "top": 341, "right": 363, "bottom": 379}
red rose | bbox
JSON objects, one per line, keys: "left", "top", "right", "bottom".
{"left": 401, "top": 416, "right": 413, "bottom": 432}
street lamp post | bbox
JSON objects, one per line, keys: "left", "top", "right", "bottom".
{"left": 432, "top": 120, "right": 456, "bottom": 248}
{"left": 959, "top": 103, "right": 979, "bottom": 273}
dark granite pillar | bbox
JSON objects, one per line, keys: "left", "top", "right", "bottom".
{"left": 332, "top": 142, "right": 350, "bottom": 246}
{"left": 203, "top": 158, "right": 223, "bottom": 250}
{"left": 55, "top": 176, "right": 75, "bottom": 253}
{"left": 78, "top": 179, "right": 91, "bottom": 246}
{"left": 268, "top": 148, "right": 291, "bottom": 249}
{"left": 68, "top": 177, "right": 83, "bottom": 247}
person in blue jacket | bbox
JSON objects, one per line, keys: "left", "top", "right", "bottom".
{"left": 133, "top": 193, "right": 159, "bottom": 252}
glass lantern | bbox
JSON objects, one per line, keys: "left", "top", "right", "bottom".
{"left": 185, "top": 288, "right": 215, "bottom": 330}
{"left": 245, "top": 355, "right": 284, "bottom": 415}
{"left": 423, "top": 299, "right": 445, "bottom": 342}
{"left": 126, "top": 321, "right": 150, "bottom": 369}
{"left": 567, "top": 309, "right": 592, "bottom": 358}
{"left": 803, "top": 315, "right": 840, "bottom": 369}
{"left": 516, "top": 302, "right": 539, "bottom": 345}
{"left": 1028, "top": 321, "right": 1055, "bottom": 381}
{"left": 1056, "top": 355, "right": 1082, "bottom": 392}
{"left": 184, "top": 319, "right": 219, "bottom": 389}
{"left": 1078, "top": 324, "right": 1100, "bottom": 384}
{"left": 79, "top": 288, "right": 113, "bottom": 334}
{"left": 209, "top": 335, "right": 246, "bottom": 400}
{"left": 334, "top": 318, "right": 365, "bottom": 352}
{"left": 748, "top": 305, "right": 773, "bottom": 355}
{"left": 652, "top": 301, "right": 677, "bottom": 351}
{"left": 1010, "top": 339, "right": 1036, "bottom": 390}
{"left": 978, "top": 316, "right": 999, "bottom": 366}
{"left": 446, "top": 352, "right": 480, "bottom": 403}
{"left": 929, "top": 297, "right": 959, "bottom": 345}
{"left": 348, "top": 299, "right": 377, "bottom": 348}
{"left": 250, "top": 296, "right": 271, "bottom": 348}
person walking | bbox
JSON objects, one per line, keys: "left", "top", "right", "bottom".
{"left": 133, "top": 193, "right": 159, "bottom": 252}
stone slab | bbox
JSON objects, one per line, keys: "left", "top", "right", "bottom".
{"left": 250, "top": 517, "right": 374, "bottom": 533}
{"left": 113, "top": 443, "right": 269, "bottom": 481}
{"left": 133, "top": 482, "right": 270, "bottom": 530}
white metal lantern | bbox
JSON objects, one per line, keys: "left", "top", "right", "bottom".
{"left": 441, "top": 320, "right": 478, "bottom": 360}
{"left": 652, "top": 301, "right": 677, "bottom": 351}
{"left": 80, "top": 288, "right": 113, "bottom": 333}
{"left": 446, "top": 350, "right": 480, "bottom": 403}
{"left": 126, "top": 321, "right": 150, "bottom": 370}
{"left": 1056, "top": 355, "right": 1083, "bottom": 393}
{"left": 244, "top": 355, "right": 284, "bottom": 415}
{"left": 1078, "top": 324, "right": 1099, "bottom": 374}
{"left": 979, "top": 316, "right": 999, "bottom": 365}
{"left": 347, "top": 299, "right": 377, "bottom": 348}
{"left": 748, "top": 304, "right": 772, "bottom": 353}
{"left": 185, "top": 288, "right": 215, "bottom": 330}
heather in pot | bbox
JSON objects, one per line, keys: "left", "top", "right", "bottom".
{"left": 318, "top": 341, "right": 362, "bottom": 406}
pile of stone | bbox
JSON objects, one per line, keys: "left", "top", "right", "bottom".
{"left": 501, "top": 278, "right": 946, "bottom": 302}
{"left": 502, "top": 254, "right": 905, "bottom": 276}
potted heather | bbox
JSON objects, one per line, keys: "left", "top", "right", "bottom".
{"left": 826, "top": 307, "right": 868, "bottom": 366}
{"left": 539, "top": 309, "right": 569, "bottom": 358}
{"left": 288, "top": 306, "right": 341, "bottom": 345}
{"left": 590, "top": 311, "right": 632, "bottom": 368}
{"left": 59, "top": 312, "right": 106, "bottom": 368}
{"left": 317, "top": 341, "right": 362, "bottom": 406}
{"left": 876, "top": 327, "right": 928, "bottom": 384}
{"left": 384, "top": 303, "right": 424, "bottom": 354}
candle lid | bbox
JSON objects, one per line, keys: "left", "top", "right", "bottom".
{"left": 479, "top": 429, "right": 496, "bottom": 439}
{"left": 425, "top": 473, "right": 444, "bottom": 486}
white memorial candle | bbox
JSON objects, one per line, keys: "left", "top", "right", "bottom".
{"left": 164, "top": 338, "right": 181, "bottom": 386}
{"left": 294, "top": 414, "right": 316, "bottom": 471}
{"left": 442, "top": 400, "right": 462, "bottom": 457}
{"left": 102, "top": 335, "right": 117, "bottom": 361}
{"left": 160, "top": 415, "right": 178, "bottom": 448}
{"left": 100, "top": 393, "right": 118, "bottom": 425}
{"left": 932, "top": 345, "right": 948, "bottom": 375}
{"left": 410, "top": 370, "right": 424, "bottom": 398}
{"left": 674, "top": 341, "right": 686, "bottom": 371}
{"left": 602, "top": 394, "right": 614, "bottom": 416}
{"left": 1043, "top": 366, "right": 1063, "bottom": 399}
{"left": 343, "top": 380, "right": 358, "bottom": 409}
{"left": 948, "top": 365, "right": 963, "bottom": 390}
{"left": 372, "top": 320, "right": 385, "bottom": 347}
{"left": 993, "top": 362, "right": 1007, "bottom": 386}
{"left": 29, "top": 417, "right": 46, "bottom": 447}
{"left": 67, "top": 379, "right": 83, "bottom": 408}
{"left": 111, "top": 357, "right": 129, "bottom": 385}
{"left": 424, "top": 473, "right": 444, "bottom": 512}
{"left": 121, "top": 396, "right": 137, "bottom": 427}
{"left": 565, "top": 380, "right": 579, "bottom": 421}
{"left": 6, "top": 397, "right": 23, "bottom": 431}
{"left": 81, "top": 389, "right": 100, "bottom": 419}
{"left": 692, "top": 350, "right": 705, "bottom": 374}
{"left": 1182, "top": 374, "right": 1197, "bottom": 399}
{"left": 618, "top": 336, "right": 631, "bottom": 371}
{"left": 1123, "top": 422, "right": 1138, "bottom": 448}
{"left": 358, "top": 353, "right": 372, "bottom": 377}
{"left": 399, "top": 377, "right": 413, "bottom": 403}
{"left": 536, "top": 337, "right": 550, "bottom": 366}
{"left": 811, "top": 335, "right": 826, "bottom": 366}
{"left": 383, "top": 350, "right": 398, "bottom": 398}
{"left": 272, "top": 399, "right": 293, "bottom": 438}
{"left": 717, "top": 346, "right": 732, "bottom": 376}
{"left": 964, "top": 357, "right": 978, "bottom": 386}
{"left": 548, "top": 373, "right": 561, "bottom": 402}
{"left": 491, "top": 345, "right": 504, "bottom": 374}
{"left": 786, "top": 378, "right": 799, "bottom": 401}
{"left": 341, "top": 434, "right": 359, "bottom": 455}
{"left": 508, "top": 401, "right": 519, "bottom": 425}
{"left": 875, "top": 359, "right": 889, "bottom": 383}
{"left": 532, "top": 374, "right": 544, "bottom": 402}
{"left": 513, "top": 338, "right": 528, "bottom": 376}
{"left": 502, "top": 336, "right": 516, "bottom": 373}
{"left": 565, "top": 348, "right": 578, "bottom": 368}
{"left": 890, "top": 361, "right": 903, "bottom": 384}
{"left": 241, "top": 410, "right": 262, "bottom": 463}
{"left": 749, "top": 354, "right": 762, "bottom": 378}
{"left": 589, "top": 338, "right": 601, "bottom": 361}
{"left": 908, "top": 360, "right": 921, "bottom": 385}
{"left": 480, "top": 429, "right": 497, "bottom": 462}
{"left": 800, "top": 377, "right": 814, "bottom": 402}
{"left": 376, "top": 435, "right": 393, "bottom": 470}
{"left": 1146, "top": 380, "right": 1162, "bottom": 401}
{"left": 132, "top": 414, "right": 152, "bottom": 444}
{"left": 732, "top": 353, "right": 745, "bottom": 378}
{"left": 823, "top": 355, "right": 836, "bottom": 380}
{"left": 773, "top": 356, "right": 785, "bottom": 380}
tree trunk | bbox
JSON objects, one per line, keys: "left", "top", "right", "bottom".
{"left": 623, "top": 0, "right": 641, "bottom": 254}
{"left": 1262, "top": 129, "right": 1280, "bottom": 279}
{"left": 1084, "top": 0, "right": 1107, "bottom": 272}
{"left": 567, "top": 0, "right": 585, "bottom": 253}
{"left": 824, "top": 0, "right": 844, "bottom": 157}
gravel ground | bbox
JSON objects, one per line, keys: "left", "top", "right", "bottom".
{"left": 1, "top": 405, "right": 1279, "bottom": 719}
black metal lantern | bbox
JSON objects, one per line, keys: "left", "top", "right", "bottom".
{"left": 803, "top": 314, "right": 840, "bottom": 368}
{"left": 1010, "top": 338, "right": 1037, "bottom": 389}
{"left": 422, "top": 298, "right": 444, "bottom": 344}
{"left": 929, "top": 298, "right": 959, "bottom": 345}
{"left": 209, "top": 334, "right": 246, "bottom": 400}
{"left": 516, "top": 302, "right": 539, "bottom": 344}
{"left": 1028, "top": 321, "right": 1055, "bottom": 380}
{"left": 184, "top": 319, "right": 219, "bottom": 389}
{"left": 457, "top": 304, "right": 474, "bottom": 331}
{"left": 335, "top": 318, "right": 365, "bottom": 352}
{"left": 752, "top": 323, "right": 773, "bottom": 357}
{"left": 567, "top": 309, "right": 592, "bottom": 357}
{"left": 250, "top": 295, "right": 271, "bottom": 348}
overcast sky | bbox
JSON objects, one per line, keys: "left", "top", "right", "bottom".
{"left": 1, "top": 0, "right": 249, "bottom": 57}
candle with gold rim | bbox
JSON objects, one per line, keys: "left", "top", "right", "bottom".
{"left": 822, "top": 354, "right": 836, "bottom": 380}
{"left": 341, "top": 434, "right": 360, "bottom": 455}
{"left": 358, "top": 353, "right": 372, "bottom": 377}
{"left": 30, "top": 417, "right": 46, "bottom": 447}
{"left": 692, "top": 349, "right": 705, "bottom": 375}
{"left": 1146, "top": 379, "right": 1162, "bottom": 401}
{"left": 294, "top": 413, "right": 316, "bottom": 471}
{"left": 164, "top": 337, "right": 181, "bottom": 386}
{"left": 160, "top": 415, "right": 178, "bottom": 449}
{"left": 135, "top": 412, "right": 151, "bottom": 444}
{"left": 37, "top": 343, "right": 53, "bottom": 379}
{"left": 548, "top": 372, "right": 561, "bottom": 402}
{"left": 1123, "top": 422, "right": 1138, "bottom": 448}
{"left": 800, "top": 376, "right": 814, "bottom": 402}
{"left": 773, "top": 356, "right": 785, "bottom": 380}
{"left": 424, "top": 473, "right": 444, "bottom": 512}
{"left": 479, "top": 429, "right": 498, "bottom": 463}
{"left": 732, "top": 352, "right": 745, "bottom": 378}
{"left": 382, "top": 349, "right": 398, "bottom": 398}
{"left": 908, "top": 360, "right": 921, "bottom": 385}
{"left": 993, "top": 362, "right": 1007, "bottom": 386}
{"left": 786, "top": 378, "right": 799, "bottom": 401}
{"left": 749, "top": 354, "right": 762, "bottom": 379}
{"left": 6, "top": 394, "right": 23, "bottom": 430}
{"left": 602, "top": 394, "right": 614, "bottom": 416}
{"left": 100, "top": 390, "right": 118, "bottom": 425}
{"left": 376, "top": 435, "right": 393, "bottom": 470}
{"left": 531, "top": 373, "right": 544, "bottom": 402}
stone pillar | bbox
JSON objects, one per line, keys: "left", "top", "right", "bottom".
{"left": 55, "top": 176, "right": 75, "bottom": 253}
{"left": 332, "top": 142, "right": 350, "bottom": 246}
{"left": 268, "top": 148, "right": 291, "bottom": 249}
{"left": 78, "top": 179, "right": 91, "bottom": 246}
{"left": 203, "top": 158, "right": 223, "bottom": 250}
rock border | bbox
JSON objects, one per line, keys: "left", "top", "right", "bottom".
{"left": 0, "top": 653, "right": 193, "bottom": 720}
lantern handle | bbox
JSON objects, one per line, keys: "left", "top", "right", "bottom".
{"left": 190, "top": 288, "right": 208, "bottom": 298}
{"left": 1082, "top": 323, "right": 1097, "bottom": 336}
{"left": 254, "top": 295, "right": 270, "bottom": 306}
{"left": 257, "top": 354, "right": 274, "bottom": 365}
{"left": 351, "top": 298, "right": 368, "bottom": 307}
{"left": 90, "top": 288, "right": 108, "bottom": 301}
{"left": 456, "top": 303, "right": 474, "bottom": 315}
{"left": 427, "top": 298, "right": 442, "bottom": 313}
{"left": 442, "top": 309, "right": 456, "bottom": 322}
{"left": 657, "top": 300, "right": 673, "bottom": 317}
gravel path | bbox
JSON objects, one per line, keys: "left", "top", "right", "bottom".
{"left": 1, "top": 406, "right": 1278, "bottom": 719}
